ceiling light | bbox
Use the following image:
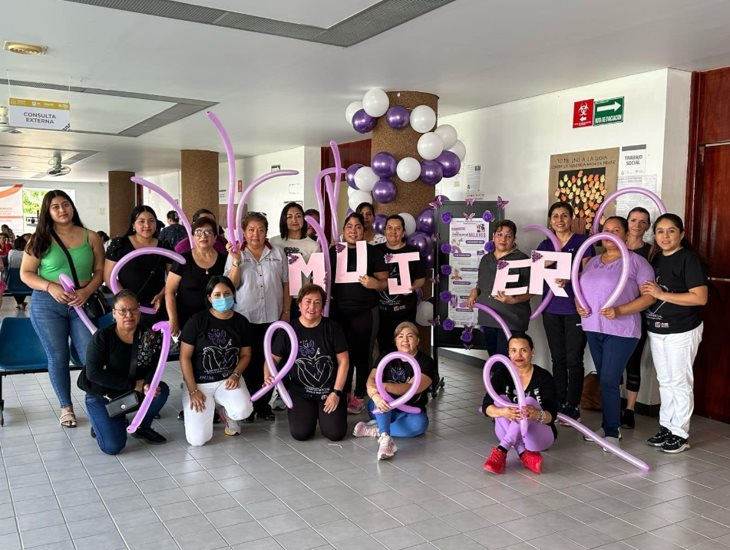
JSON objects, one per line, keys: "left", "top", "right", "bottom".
{"left": 3, "top": 41, "right": 48, "bottom": 55}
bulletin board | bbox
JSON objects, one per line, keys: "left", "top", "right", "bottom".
{"left": 433, "top": 200, "right": 504, "bottom": 353}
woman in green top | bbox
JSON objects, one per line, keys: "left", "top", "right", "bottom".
{"left": 21, "top": 190, "right": 105, "bottom": 428}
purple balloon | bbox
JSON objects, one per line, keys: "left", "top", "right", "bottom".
{"left": 373, "top": 214, "right": 387, "bottom": 235}
{"left": 436, "top": 150, "right": 461, "bottom": 178}
{"left": 346, "top": 163, "right": 363, "bottom": 189}
{"left": 372, "top": 179, "right": 397, "bottom": 204}
{"left": 423, "top": 250, "right": 435, "bottom": 269}
{"left": 372, "top": 152, "right": 397, "bottom": 178}
{"left": 352, "top": 109, "right": 377, "bottom": 134}
{"left": 406, "top": 231, "right": 434, "bottom": 257}
{"left": 416, "top": 207, "right": 436, "bottom": 235}
{"left": 420, "top": 160, "right": 443, "bottom": 185}
{"left": 436, "top": 194, "right": 450, "bottom": 203}
{"left": 386, "top": 105, "right": 410, "bottom": 129}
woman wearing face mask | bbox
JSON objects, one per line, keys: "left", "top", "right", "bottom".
{"left": 376, "top": 215, "right": 426, "bottom": 354}
{"left": 226, "top": 212, "right": 290, "bottom": 422}
{"left": 466, "top": 220, "right": 531, "bottom": 357}
{"left": 104, "top": 206, "right": 172, "bottom": 317}
{"left": 356, "top": 202, "right": 386, "bottom": 245}
{"left": 575, "top": 216, "right": 655, "bottom": 448}
{"left": 179, "top": 277, "right": 254, "bottom": 445}
{"left": 640, "top": 214, "right": 708, "bottom": 454}
{"left": 535, "top": 201, "right": 595, "bottom": 422}
{"left": 329, "top": 213, "right": 388, "bottom": 414}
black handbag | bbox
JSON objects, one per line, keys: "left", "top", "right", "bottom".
{"left": 51, "top": 230, "right": 112, "bottom": 319}
{"left": 105, "top": 390, "right": 142, "bottom": 418}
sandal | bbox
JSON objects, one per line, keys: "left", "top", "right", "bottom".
{"left": 59, "top": 411, "right": 77, "bottom": 428}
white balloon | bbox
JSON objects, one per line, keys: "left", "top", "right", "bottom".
{"left": 410, "top": 105, "right": 436, "bottom": 133}
{"left": 396, "top": 157, "right": 421, "bottom": 183}
{"left": 348, "top": 186, "right": 358, "bottom": 196}
{"left": 345, "top": 101, "right": 363, "bottom": 124}
{"left": 399, "top": 212, "right": 417, "bottom": 236}
{"left": 417, "top": 132, "right": 444, "bottom": 161}
{"left": 349, "top": 190, "right": 372, "bottom": 211}
{"left": 362, "top": 88, "right": 389, "bottom": 118}
{"left": 354, "top": 166, "right": 378, "bottom": 192}
{"left": 449, "top": 140, "right": 466, "bottom": 161}
{"left": 435, "top": 124, "right": 458, "bottom": 149}
{"left": 415, "top": 300, "right": 434, "bottom": 327}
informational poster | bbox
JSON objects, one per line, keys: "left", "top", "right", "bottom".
{"left": 464, "top": 164, "right": 483, "bottom": 200}
{"left": 447, "top": 218, "right": 489, "bottom": 327}
{"left": 0, "top": 184, "right": 24, "bottom": 235}
{"left": 548, "top": 147, "right": 619, "bottom": 232}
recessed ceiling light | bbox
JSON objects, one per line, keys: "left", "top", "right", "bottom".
{"left": 3, "top": 41, "right": 48, "bottom": 55}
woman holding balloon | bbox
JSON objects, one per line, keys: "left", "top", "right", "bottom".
{"left": 179, "top": 277, "right": 254, "bottom": 445}
{"left": 20, "top": 190, "right": 106, "bottom": 429}
{"left": 266, "top": 284, "right": 349, "bottom": 441}
{"left": 376, "top": 214, "right": 427, "bottom": 354}
{"left": 329, "top": 212, "right": 388, "bottom": 414}
{"left": 574, "top": 216, "right": 655, "bottom": 447}
{"left": 482, "top": 334, "right": 557, "bottom": 474}
{"left": 354, "top": 321, "right": 434, "bottom": 461}
{"left": 640, "top": 213, "right": 708, "bottom": 454}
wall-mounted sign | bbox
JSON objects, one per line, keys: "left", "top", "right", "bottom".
{"left": 573, "top": 99, "right": 594, "bottom": 128}
{"left": 594, "top": 97, "right": 624, "bottom": 126}
{"left": 8, "top": 98, "right": 70, "bottom": 131}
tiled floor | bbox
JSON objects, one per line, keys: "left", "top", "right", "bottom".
{"left": 2, "top": 307, "right": 730, "bottom": 549}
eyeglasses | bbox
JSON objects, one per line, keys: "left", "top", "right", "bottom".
{"left": 194, "top": 230, "right": 215, "bottom": 237}
{"left": 114, "top": 308, "right": 140, "bottom": 316}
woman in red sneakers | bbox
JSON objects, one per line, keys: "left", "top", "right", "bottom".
{"left": 482, "top": 334, "right": 558, "bottom": 474}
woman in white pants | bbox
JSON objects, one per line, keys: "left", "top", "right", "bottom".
{"left": 641, "top": 214, "right": 708, "bottom": 454}
{"left": 180, "top": 276, "right": 254, "bottom": 446}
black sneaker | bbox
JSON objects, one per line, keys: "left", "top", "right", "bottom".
{"left": 661, "top": 435, "right": 690, "bottom": 454}
{"left": 258, "top": 411, "right": 276, "bottom": 421}
{"left": 647, "top": 426, "right": 671, "bottom": 447}
{"left": 90, "top": 426, "right": 96, "bottom": 439}
{"left": 242, "top": 412, "right": 256, "bottom": 424}
{"left": 621, "top": 409, "right": 635, "bottom": 430}
{"left": 131, "top": 427, "right": 167, "bottom": 445}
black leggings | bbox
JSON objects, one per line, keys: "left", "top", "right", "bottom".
{"left": 245, "top": 322, "right": 273, "bottom": 416}
{"left": 287, "top": 394, "right": 347, "bottom": 441}
{"left": 332, "top": 306, "right": 376, "bottom": 398}
{"left": 542, "top": 312, "right": 587, "bottom": 406}
{"left": 625, "top": 323, "right": 647, "bottom": 393}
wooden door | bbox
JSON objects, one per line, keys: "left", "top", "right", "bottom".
{"left": 692, "top": 144, "right": 730, "bottom": 421}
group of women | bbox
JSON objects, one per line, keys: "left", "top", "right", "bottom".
{"left": 16, "top": 189, "right": 706, "bottom": 463}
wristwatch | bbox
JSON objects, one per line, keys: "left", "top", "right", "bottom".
{"left": 332, "top": 389, "right": 343, "bottom": 397}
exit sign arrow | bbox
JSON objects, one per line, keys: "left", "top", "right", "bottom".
{"left": 596, "top": 101, "right": 621, "bottom": 113}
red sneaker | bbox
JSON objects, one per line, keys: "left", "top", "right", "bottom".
{"left": 519, "top": 450, "right": 543, "bottom": 474}
{"left": 483, "top": 447, "right": 506, "bottom": 474}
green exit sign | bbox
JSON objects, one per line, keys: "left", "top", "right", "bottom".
{"left": 593, "top": 97, "right": 624, "bottom": 126}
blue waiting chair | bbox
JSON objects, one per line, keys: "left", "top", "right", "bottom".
{"left": 5, "top": 268, "right": 32, "bottom": 297}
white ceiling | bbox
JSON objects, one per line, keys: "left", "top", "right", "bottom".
{"left": 2, "top": 0, "right": 730, "bottom": 183}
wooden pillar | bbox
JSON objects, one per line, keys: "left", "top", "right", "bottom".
{"left": 181, "top": 150, "right": 219, "bottom": 218}
{"left": 107, "top": 170, "right": 135, "bottom": 238}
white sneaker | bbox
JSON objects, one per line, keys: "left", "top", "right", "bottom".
{"left": 270, "top": 390, "right": 286, "bottom": 411}
{"left": 353, "top": 420, "right": 379, "bottom": 438}
{"left": 377, "top": 433, "right": 397, "bottom": 461}
{"left": 218, "top": 409, "right": 240, "bottom": 436}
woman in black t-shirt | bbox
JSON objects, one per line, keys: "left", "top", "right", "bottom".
{"left": 104, "top": 206, "right": 172, "bottom": 317}
{"left": 165, "top": 218, "right": 229, "bottom": 336}
{"left": 376, "top": 215, "right": 427, "bottom": 355}
{"left": 354, "top": 322, "right": 434, "bottom": 461}
{"left": 640, "top": 214, "right": 708, "bottom": 454}
{"left": 268, "top": 284, "right": 349, "bottom": 441}
{"left": 329, "top": 212, "right": 388, "bottom": 413}
{"left": 180, "top": 277, "right": 254, "bottom": 446}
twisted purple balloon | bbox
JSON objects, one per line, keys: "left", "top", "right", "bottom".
{"left": 131, "top": 176, "right": 194, "bottom": 249}
{"left": 251, "top": 321, "right": 298, "bottom": 408}
{"left": 465, "top": 302, "right": 512, "bottom": 340}
{"left": 522, "top": 224, "right": 561, "bottom": 320}
{"left": 206, "top": 111, "right": 238, "bottom": 250}
{"left": 235, "top": 169, "right": 299, "bottom": 245}
{"left": 592, "top": 187, "right": 667, "bottom": 234}
{"left": 373, "top": 352, "right": 423, "bottom": 415}
{"left": 58, "top": 274, "right": 97, "bottom": 334}
{"left": 571, "top": 232, "right": 630, "bottom": 315}
{"left": 305, "top": 215, "right": 332, "bottom": 317}
{"left": 109, "top": 248, "right": 186, "bottom": 315}
{"left": 482, "top": 354, "right": 528, "bottom": 439}
{"left": 127, "top": 321, "right": 171, "bottom": 433}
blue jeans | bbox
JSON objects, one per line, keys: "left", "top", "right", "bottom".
{"left": 30, "top": 290, "right": 93, "bottom": 408}
{"left": 85, "top": 382, "right": 169, "bottom": 455}
{"left": 368, "top": 399, "right": 429, "bottom": 437}
{"left": 585, "top": 332, "right": 638, "bottom": 438}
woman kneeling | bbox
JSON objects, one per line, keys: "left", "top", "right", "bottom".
{"left": 180, "top": 276, "right": 254, "bottom": 446}
{"left": 354, "top": 322, "right": 434, "bottom": 461}
{"left": 482, "top": 334, "right": 557, "bottom": 474}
